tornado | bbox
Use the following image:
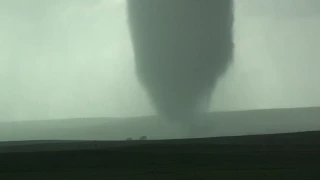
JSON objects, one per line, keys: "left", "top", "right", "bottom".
{"left": 127, "top": 0, "right": 234, "bottom": 127}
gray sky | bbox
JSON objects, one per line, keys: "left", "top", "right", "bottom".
{"left": 0, "top": 0, "right": 320, "bottom": 122}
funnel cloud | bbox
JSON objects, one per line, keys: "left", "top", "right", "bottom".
{"left": 127, "top": 0, "right": 234, "bottom": 125}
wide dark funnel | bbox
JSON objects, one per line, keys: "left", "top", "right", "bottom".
{"left": 127, "top": 0, "right": 234, "bottom": 124}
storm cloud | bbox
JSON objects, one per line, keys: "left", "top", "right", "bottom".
{"left": 127, "top": 0, "right": 234, "bottom": 125}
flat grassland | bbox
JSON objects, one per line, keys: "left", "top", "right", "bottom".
{"left": 1, "top": 130, "right": 320, "bottom": 179}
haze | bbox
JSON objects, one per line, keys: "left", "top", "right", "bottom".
{"left": 1, "top": 0, "right": 320, "bottom": 122}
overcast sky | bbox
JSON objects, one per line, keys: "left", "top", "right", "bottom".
{"left": 0, "top": 0, "right": 319, "bottom": 122}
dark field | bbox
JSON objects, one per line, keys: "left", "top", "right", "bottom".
{"left": 1, "top": 130, "right": 320, "bottom": 179}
